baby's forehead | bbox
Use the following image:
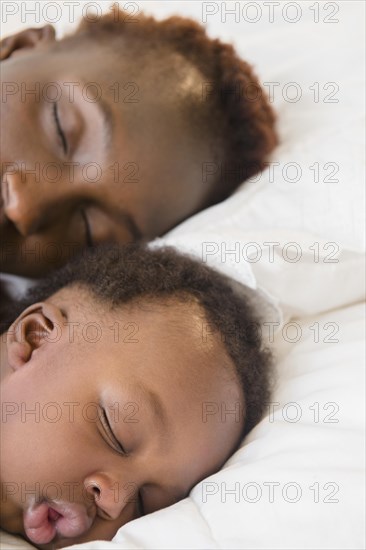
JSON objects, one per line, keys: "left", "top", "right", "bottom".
{"left": 52, "top": 285, "right": 238, "bottom": 386}
{"left": 116, "top": 297, "right": 229, "bottom": 358}
{"left": 124, "top": 301, "right": 240, "bottom": 389}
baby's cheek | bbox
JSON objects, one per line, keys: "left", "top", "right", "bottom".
{"left": 55, "top": 513, "right": 127, "bottom": 548}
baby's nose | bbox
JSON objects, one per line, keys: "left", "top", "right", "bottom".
{"left": 84, "top": 474, "right": 137, "bottom": 520}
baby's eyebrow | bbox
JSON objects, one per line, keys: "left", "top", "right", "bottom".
{"left": 114, "top": 381, "right": 169, "bottom": 445}
{"left": 136, "top": 382, "right": 169, "bottom": 435}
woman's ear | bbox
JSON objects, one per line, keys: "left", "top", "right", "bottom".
{"left": 6, "top": 302, "right": 65, "bottom": 371}
{"left": 0, "top": 24, "right": 56, "bottom": 61}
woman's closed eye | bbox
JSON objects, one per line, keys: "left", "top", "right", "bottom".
{"left": 52, "top": 101, "right": 68, "bottom": 155}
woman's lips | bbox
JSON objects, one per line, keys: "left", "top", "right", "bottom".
{"left": 23, "top": 500, "right": 94, "bottom": 545}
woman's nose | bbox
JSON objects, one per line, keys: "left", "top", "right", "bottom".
{"left": 2, "top": 166, "right": 68, "bottom": 236}
{"left": 3, "top": 168, "right": 48, "bottom": 236}
{"left": 83, "top": 474, "right": 139, "bottom": 520}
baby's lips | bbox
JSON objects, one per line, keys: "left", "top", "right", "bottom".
{"left": 51, "top": 500, "right": 94, "bottom": 539}
{"left": 23, "top": 501, "right": 56, "bottom": 545}
{"left": 23, "top": 500, "right": 93, "bottom": 545}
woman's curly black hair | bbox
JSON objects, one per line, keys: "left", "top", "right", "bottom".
{"left": 3, "top": 244, "right": 273, "bottom": 439}
{"left": 69, "top": 5, "right": 278, "bottom": 206}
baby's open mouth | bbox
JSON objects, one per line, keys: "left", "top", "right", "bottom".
{"left": 23, "top": 499, "right": 93, "bottom": 545}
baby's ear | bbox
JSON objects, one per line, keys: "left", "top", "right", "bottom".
{"left": 6, "top": 302, "right": 64, "bottom": 371}
{"left": 0, "top": 24, "right": 56, "bottom": 61}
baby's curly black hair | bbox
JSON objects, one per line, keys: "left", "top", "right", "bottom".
{"left": 3, "top": 244, "right": 272, "bottom": 439}
{"left": 69, "top": 5, "right": 278, "bottom": 206}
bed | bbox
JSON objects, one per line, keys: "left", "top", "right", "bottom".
{"left": 0, "top": 1, "right": 364, "bottom": 548}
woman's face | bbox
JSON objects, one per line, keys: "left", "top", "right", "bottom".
{"left": 0, "top": 288, "right": 244, "bottom": 548}
{"left": 0, "top": 26, "right": 214, "bottom": 277}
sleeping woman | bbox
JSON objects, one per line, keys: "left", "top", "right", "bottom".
{"left": 0, "top": 4, "right": 277, "bottom": 283}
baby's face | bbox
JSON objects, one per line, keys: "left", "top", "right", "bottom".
{"left": 0, "top": 288, "right": 244, "bottom": 548}
{"left": 0, "top": 27, "right": 213, "bottom": 277}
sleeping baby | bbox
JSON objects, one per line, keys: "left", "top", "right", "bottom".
{"left": 0, "top": 244, "right": 272, "bottom": 548}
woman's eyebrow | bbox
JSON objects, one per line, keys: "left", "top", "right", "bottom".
{"left": 97, "top": 96, "right": 114, "bottom": 147}
{"left": 77, "top": 78, "right": 114, "bottom": 147}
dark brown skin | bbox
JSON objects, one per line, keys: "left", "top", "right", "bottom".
{"left": 0, "top": 287, "right": 244, "bottom": 548}
{"left": 0, "top": 25, "right": 214, "bottom": 277}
